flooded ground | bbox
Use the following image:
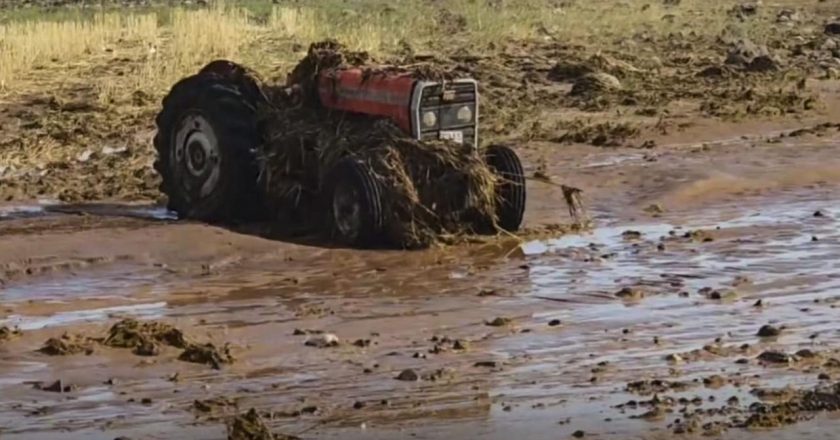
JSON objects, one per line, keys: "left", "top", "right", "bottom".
{"left": 1, "top": 135, "right": 840, "bottom": 440}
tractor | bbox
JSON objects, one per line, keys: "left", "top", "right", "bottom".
{"left": 152, "top": 48, "right": 527, "bottom": 248}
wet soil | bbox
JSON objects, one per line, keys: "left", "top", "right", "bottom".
{"left": 2, "top": 129, "right": 840, "bottom": 439}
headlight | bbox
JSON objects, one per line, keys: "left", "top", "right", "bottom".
{"left": 456, "top": 106, "right": 472, "bottom": 123}
{"left": 422, "top": 111, "right": 437, "bottom": 128}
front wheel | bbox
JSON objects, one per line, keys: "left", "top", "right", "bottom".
{"left": 323, "top": 157, "right": 385, "bottom": 247}
{"left": 484, "top": 144, "right": 526, "bottom": 232}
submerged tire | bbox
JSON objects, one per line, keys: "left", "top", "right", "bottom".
{"left": 153, "top": 74, "right": 260, "bottom": 223}
{"left": 484, "top": 144, "right": 526, "bottom": 232}
{"left": 324, "top": 157, "right": 385, "bottom": 247}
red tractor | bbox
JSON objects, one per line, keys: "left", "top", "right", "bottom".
{"left": 153, "top": 51, "right": 527, "bottom": 248}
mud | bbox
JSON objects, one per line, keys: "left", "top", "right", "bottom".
{"left": 2, "top": 129, "right": 840, "bottom": 439}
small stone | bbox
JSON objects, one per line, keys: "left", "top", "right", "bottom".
{"left": 753, "top": 299, "right": 763, "bottom": 307}
{"left": 141, "top": 398, "right": 152, "bottom": 405}
{"left": 796, "top": 349, "right": 817, "bottom": 358}
{"left": 353, "top": 401, "right": 365, "bottom": 409}
{"left": 548, "top": 319, "right": 562, "bottom": 327}
{"left": 814, "top": 210, "right": 826, "bottom": 217}
{"left": 304, "top": 333, "right": 339, "bottom": 348}
{"left": 758, "top": 350, "right": 793, "bottom": 364}
{"left": 572, "top": 430, "right": 586, "bottom": 438}
{"left": 616, "top": 287, "right": 645, "bottom": 300}
{"left": 485, "top": 317, "right": 512, "bottom": 327}
{"left": 453, "top": 339, "right": 468, "bottom": 350}
{"left": 818, "top": 373, "right": 831, "bottom": 380}
{"left": 665, "top": 353, "right": 684, "bottom": 364}
{"left": 474, "top": 361, "right": 498, "bottom": 368}
{"left": 825, "top": 23, "right": 840, "bottom": 36}
{"left": 644, "top": 204, "right": 665, "bottom": 214}
{"left": 757, "top": 325, "right": 781, "bottom": 337}
{"left": 395, "top": 369, "right": 419, "bottom": 381}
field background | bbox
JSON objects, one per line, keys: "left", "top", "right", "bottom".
{"left": 0, "top": 0, "right": 838, "bottom": 202}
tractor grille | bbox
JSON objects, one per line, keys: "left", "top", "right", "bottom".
{"left": 417, "top": 81, "right": 477, "bottom": 148}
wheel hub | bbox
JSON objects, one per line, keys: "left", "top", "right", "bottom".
{"left": 173, "top": 113, "right": 221, "bottom": 199}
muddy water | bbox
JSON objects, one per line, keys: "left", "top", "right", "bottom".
{"left": 1, "top": 141, "right": 840, "bottom": 439}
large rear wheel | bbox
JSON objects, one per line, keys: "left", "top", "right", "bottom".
{"left": 324, "top": 157, "right": 385, "bottom": 247}
{"left": 484, "top": 144, "right": 526, "bottom": 232}
{"left": 153, "top": 75, "right": 260, "bottom": 223}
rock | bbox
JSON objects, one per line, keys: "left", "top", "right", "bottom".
{"left": 474, "top": 361, "right": 498, "bottom": 368}
{"left": 757, "top": 325, "right": 781, "bottom": 337}
{"left": 819, "top": 373, "right": 831, "bottom": 380}
{"left": 616, "top": 287, "right": 645, "bottom": 300}
{"left": 726, "top": 39, "right": 769, "bottom": 67}
{"left": 758, "top": 350, "right": 794, "bottom": 364}
{"left": 548, "top": 319, "right": 562, "bottom": 327}
{"left": 665, "top": 353, "right": 684, "bottom": 364}
{"left": 353, "top": 401, "right": 365, "bottom": 409}
{"left": 644, "top": 203, "right": 665, "bottom": 214}
{"left": 746, "top": 55, "right": 780, "bottom": 72}
{"left": 395, "top": 369, "right": 419, "bottom": 381}
{"left": 622, "top": 230, "right": 643, "bottom": 240}
{"left": 485, "top": 317, "right": 512, "bottom": 327}
{"left": 38, "top": 380, "right": 76, "bottom": 393}
{"left": 703, "top": 375, "right": 726, "bottom": 388}
{"left": 304, "top": 333, "right": 339, "bottom": 348}
{"left": 825, "top": 22, "right": 840, "bottom": 35}
{"left": 814, "top": 210, "right": 826, "bottom": 217}
{"left": 569, "top": 72, "right": 621, "bottom": 96}
{"left": 776, "top": 9, "right": 800, "bottom": 23}
{"left": 796, "top": 349, "right": 817, "bottom": 359}
{"left": 572, "top": 430, "right": 586, "bottom": 438}
{"left": 729, "top": 2, "right": 760, "bottom": 18}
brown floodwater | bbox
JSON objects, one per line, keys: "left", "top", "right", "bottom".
{"left": 1, "top": 136, "right": 839, "bottom": 440}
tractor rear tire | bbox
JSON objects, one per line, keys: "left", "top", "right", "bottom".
{"left": 324, "top": 157, "right": 385, "bottom": 247}
{"left": 484, "top": 144, "right": 526, "bottom": 232}
{"left": 153, "top": 74, "right": 260, "bottom": 223}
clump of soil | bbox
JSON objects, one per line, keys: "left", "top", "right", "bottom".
{"left": 627, "top": 379, "right": 692, "bottom": 395}
{"left": 757, "top": 324, "right": 782, "bottom": 337}
{"left": 179, "top": 342, "right": 234, "bottom": 370}
{"left": 102, "top": 318, "right": 233, "bottom": 368}
{"left": 38, "top": 333, "right": 96, "bottom": 356}
{"left": 743, "top": 382, "right": 840, "bottom": 428}
{"left": 0, "top": 326, "right": 21, "bottom": 341}
{"left": 194, "top": 396, "right": 238, "bottom": 414}
{"left": 251, "top": 40, "right": 502, "bottom": 248}
{"left": 227, "top": 408, "right": 300, "bottom": 440}
{"left": 103, "top": 318, "right": 187, "bottom": 351}
{"left": 35, "top": 379, "right": 77, "bottom": 393}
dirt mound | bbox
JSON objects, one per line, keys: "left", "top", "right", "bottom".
{"left": 179, "top": 342, "right": 234, "bottom": 370}
{"left": 255, "top": 40, "right": 500, "bottom": 248}
{"left": 103, "top": 318, "right": 188, "bottom": 351}
{"left": 38, "top": 333, "right": 96, "bottom": 355}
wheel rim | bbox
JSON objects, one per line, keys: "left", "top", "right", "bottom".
{"left": 333, "top": 184, "right": 362, "bottom": 241}
{"left": 172, "top": 112, "right": 221, "bottom": 199}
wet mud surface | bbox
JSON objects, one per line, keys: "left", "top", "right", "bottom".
{"left": 2, "top": 133, "right": 840, "bottom": 439}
